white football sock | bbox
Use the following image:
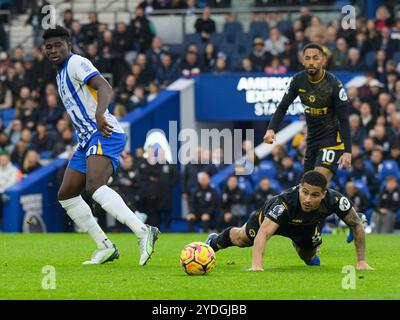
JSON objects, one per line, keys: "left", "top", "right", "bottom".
{"left": 59, "top": 195, "right": 113, "bottom": 250}
{"left": 92, "top": 185, "right": 148, "bottom": 237}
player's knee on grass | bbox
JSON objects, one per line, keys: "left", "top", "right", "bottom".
{"left": 296, "top": 247, "right": 317, "bottom": 262}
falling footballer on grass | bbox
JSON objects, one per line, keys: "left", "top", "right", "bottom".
{"left": 180, "top": 242, "right": 216, "bottom": 275}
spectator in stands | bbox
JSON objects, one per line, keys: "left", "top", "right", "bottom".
{"left": 137, "top": 145, "right": 161, "bottom": 227}
{"left": 370, "top": 147, "right": 384, "bottom": 175}
{"left": 51, "top": 128, "right": 74, "bottom": 158}
{"left": 345, "top": 181, "right": 369, "bottom": 214}
{"left": 0, "top": 80, "right": 12, "bottom": 110}
{"left": 62, "top": 9, "right": 74, "bottom": 31}
{"left": 349, "top": 114, "right": 366, "bottom": 145}
{"left": 375, "top": 5, "right": 394, "bottom": 31}
{"left": 146, "top": 36, "right": 166, "bottom": 67}
{"left": 186, "top": 171, "right": 217, "bottom": 232}
{"left": 82, "top": 11, "right": 100, "bottom": 45}
{"left": 182, "top": 146, "right": 204, "bottom": 198}
{"left": 304, "top": 16, "right": 327, "bottom": 44}
{"left": 299, "top": 6, "right": 312, "bottom": 31}
{"left": 113, "top": 22, "right": 133, "bottom": 57}
{"left": 276, "top": 156, "right": 301, "bottom": 190}
{"left": 372, "top": 124, "right": 391, "bottom": 156}
{"left": 264, "top": 56, "right": 286, "bottom": 75}
{"left": 249, "top": 37, "right": 271, "bottom": 72}
{"left": 21, "top": 149, "right": 41, "bottom": 174}
{"left": 211, "top": 147, "right": 227, "bottom": 172}
{"left": 349, "top": 156, "right": 379, "bottom": 196}
{"left": 379, "top": 26, "right": 399, "bottom": 59}
{"left": 345, "top": 48, "right": 365, "bottom": 72}
{"left": 130, "top": 86, "right": 147, "bottom": 110}
{"left": 38, "top": 93, "right": 64, "bottom": 129}
{"left": 5, "top": 119, "right": 23, "bottom": 145}
{"left": 0, "top": 131, "right": 12, "bottom": 154}
{"left": 70, "top": 20, "right": 86, "bottom": 56}
{"left": 31, "top": 46, "right": 54, "bottom": 91}
{"left": 147, "top": 81, "right": 160, "bottom": 102}
{"left": 86, "top": 43, "right": 101, "bottom": 69}
{"left": 203, "top": 42, "right": 217, "bottom": 72}
{"left": 0, "top": 151, "right": 19, "bottom": 226}
{"left": 359, "top": 102, "right": 376, "bottom": 133}
{"left": 212, "top": 55, "right": 229, "bottom": 74}
{"left": 251, "top": 177, "right": 277, "bottom": 210}
{"left": 30, "top": 123, "right": 55, "bottom": 153}
{"left": 156, "top": 148, "right": 178, "bottom": 232}
{"left": 264, "top": 27, "right": 289, "bottom": 57}
{"left": 217, "top": 175, "right": 247, "bottom": 232}
{"left": 267, "top": 144, "right": 286, "bottom": 164}
{"left": 389, "top": 141, "right": 400, "bottom": 167}
{"left": 10, "top": 139, "right": 27, "bottom": 169}
{"left": 389, "top": 113, "right": 400, "bottom": 146}
{"left": 278, "top": 41, "right": 300, "bottom": 72}
{"left": 372, "top": 176, "right": 400, "bottom": 234}
{"left": 179, "top": 48, "right": 202, "bottom": 78}
{"left": 135, "top": 53, "right": 156, "bottom": 86}
{"left": 25, "top": 0, "right": 50, "bottom": 46}
{"left": 156, "top": 53, "right": 178, "bottom": 88}
{"left": 240, "top": 57, "right": 254, "bottom": 73}
{"left": 331, "top": 37, "right": 348, "bottom": 70}
{"left": 194, "top": 6, "right": 216, "bottom": 42}
{"left": 130, "top": 6, "right": 155, "bottom": 53}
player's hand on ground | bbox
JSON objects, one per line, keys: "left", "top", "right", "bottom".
{"left": 263, "top": 129, "right": 276, "bottom": 144}
{"left": 356, "top": 261, "right": 374, "bottom": 270}
{"left": 96, "top": 113, "right": 113, "bottom": 138}
{"left": 337, "top": 152, "right": 352, "bottom": 170}
{"left": 247, "top": 266, "right": 264, "bottom": 272}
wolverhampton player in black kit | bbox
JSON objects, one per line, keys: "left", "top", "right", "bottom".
{"left": 264, "top": 43, "right": 352, "bottom": 182}
{"left": 206, "top": 171, "right": 373, "bottom": 271}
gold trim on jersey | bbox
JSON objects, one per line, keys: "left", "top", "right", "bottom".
{"left": 86, "top": 85, "right": 98, "bottom": 102}
{"left": 258, "top": 209, "right": 263, "bottom": 226}
{"left": 308, "top": 70, "right": 326, "bottom": 84}
{"left": 298, "top": 88, "right": 306, "bottom": 93}
{"left": 322, "top": 143, "right": 345, "bottom": 151}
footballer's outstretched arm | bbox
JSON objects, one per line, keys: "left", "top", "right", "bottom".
{"left": 88, "top": 75, "right": 114, "bottom": 137}
{"left": 249, "top": 218, "right": 279, "bottom": 271}
{"left": 342, "top": 208, "right": 374, "bottom": 270}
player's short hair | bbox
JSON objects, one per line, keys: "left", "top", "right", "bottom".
{"left": 42, "top": 25, "right": 71, "bottom": 43}
{"left": 302, "top": 43, "right": 324, "bottom": 55}
{"left": 301, "top": 170, "right": 327, "bottom": 191}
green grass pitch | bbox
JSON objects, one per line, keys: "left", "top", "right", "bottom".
{"left": 0, "top": 233, "right": 399, "bottom": 300}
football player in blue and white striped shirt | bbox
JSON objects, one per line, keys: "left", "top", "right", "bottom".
{"left": 43, "top": 26, "right": 159, "bottom": 265}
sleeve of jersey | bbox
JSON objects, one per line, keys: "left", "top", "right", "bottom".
{"left": 267, "top": 75, "right": 298, "bottom": 132}
{"left": 70, "top": 56, "right": 100, "bottom": 84}
{"left": 333, "top": 79, "right": 352, "bottom": 153}
{"left": 264, "top": 198, "right": 288, "bottom": 225}
{"left": 332, "top": 191, "right": 352, "bottom": 220}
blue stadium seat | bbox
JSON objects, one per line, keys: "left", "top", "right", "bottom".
{"left": 365, "top": 51, "right": 376, "bottom": 68}
{"left": 363, "top": 160, "right": 374, "bottom": 173}
{"left": 393, "top": 51, "right": 400, "bottom": 65}
{"left": 39, "top": 151, "right": 52, "bottom": 159}
{"left": 209, "top": 32, "right": 223, "bottom": 47}
{"left": 237, "top": 176, "right": 253, "bottom": 197}
{"left": 352, "top": 179, "right": 373, "bottom": 203}
{"left": 293, "top": 161, "right": 303, "bottom": 173}
{"left": 1, "top": 108, "right": 16, "bottom": 127}
{"left": 379, "top": 160, "right": 400, "bottom": 181}
{"left": 276, "top": 20, "right": 292, "bottom": 34}
{"left": 222, "top": 21, "right": 243, "bottom": 44}
{"left": 257, "top": 160, "right": 276, "bottom": 179}
{"left": 166, "top": 44, "right": 184, "bottom": 59}
{"left": 336, "top": 168, "right": 349, "bottom": 187}
{"left": 269, "top": 179, "right": 282, "bottom": 193}
{"left": 233, "top": 32, "right": 248, "bottom": 55}
{"left": 249, "top": 21, "right": 269, "bottom": 40}
{"left": 183, "top": 33, "right": 202, "bottom": 47}
{"left": 229, "top": 53, "right": 245, "bottom": 71}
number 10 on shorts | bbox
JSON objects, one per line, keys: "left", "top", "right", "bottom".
{"left": 322, "top": 149, "right": 335, "bottom": 163}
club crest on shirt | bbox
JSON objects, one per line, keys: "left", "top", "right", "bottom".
{"left": 269, "top": 204, "right": 285, "bottom": 219}
{"left": 339, "top": 88, "right": 348, "bottom": 101}
{"left": 339, "top": 196, "right": 351, "bottom": 211}
{"left": 81, "top": 62, "right": 92, "bottom": 73}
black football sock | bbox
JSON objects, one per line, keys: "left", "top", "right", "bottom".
{"left": 210, "top": 227, "right": 233, "bottom": 252}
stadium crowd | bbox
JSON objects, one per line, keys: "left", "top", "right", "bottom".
{"left": 0, "top": 1, "right": 399, "bottom": 233}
